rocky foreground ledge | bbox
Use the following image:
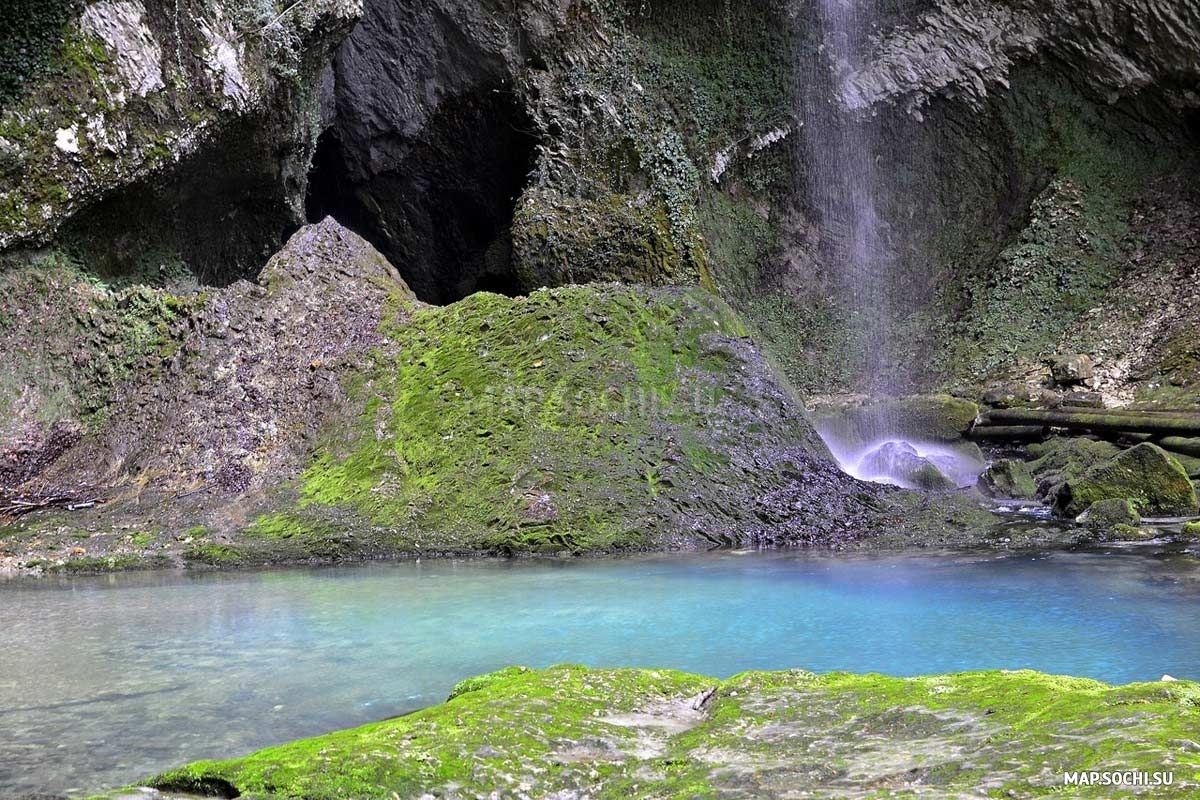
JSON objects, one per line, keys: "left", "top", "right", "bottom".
{"left": 104, "top": 665, "right": 1198, "bottom": 799}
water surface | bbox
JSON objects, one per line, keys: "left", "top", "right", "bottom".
{"left": 3, "top": 550, "right": 1199, "bottom": 796}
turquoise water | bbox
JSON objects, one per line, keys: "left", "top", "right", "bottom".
{"left": 3, "top": 549, "right": 1200, "bottom": 796}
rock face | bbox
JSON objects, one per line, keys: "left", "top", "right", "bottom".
{"left": 766, "top": 0, "right": 1200, "bottom": 403}
{"left": 1, "top": 217, "right": 414, "bottom": 497}
{"left": 1054, "top": 443, "right": 1200, "bottom": 517}
{"left": 0, "top": 0, "right": 361, "bottom": 281}
{"left": 147, "top": 664, "right": 1199, "bottom": 799}
{"left": 2, "top": 226, "right": 945, "bottom": 570}
{"left": 844, "top": 0, "right": 1200, "bottom": 116}
{"left": 309, "top": 0, "right": 546, "bottom": 303}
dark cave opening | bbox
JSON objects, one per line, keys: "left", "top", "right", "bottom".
{"left": 305, "top": 86, "right": 538, "bottom": 305}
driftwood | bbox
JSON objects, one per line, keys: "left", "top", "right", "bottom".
{"left": 0, "top": 491, "right": 96, "bottom": 523}
{"left": 979, "top": 408, "right": 1200, "bottom": 438}
{"left": 1159, "top": 437, "right": 1200, "bottom": 458}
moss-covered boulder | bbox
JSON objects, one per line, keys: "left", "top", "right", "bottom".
{"left": 1054, "top": 443, "right": 1200, "bottom": 518}
{"left": 1074, "top": 498, "right": 1145, "bottom": 543}
{"left": 283, "top": 284, "right": 886, "bottom": 555}
{"left": 139, "top": 664, "right": 1200, "bottom": 800}
{"left": 1183, "top": 521, "right": 1200, "bottom": 537}
{"left": 978, "top": 458, "right": 1038, "bottom": 499}
{"left": 1026, "top": 437, "right": 1123, "bottom": 498}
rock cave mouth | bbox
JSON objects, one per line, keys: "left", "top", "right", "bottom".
{"left": 304, "top": 85, "right": 538, "bottom": 306}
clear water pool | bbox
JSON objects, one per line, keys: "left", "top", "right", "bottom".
{"left": 2, "top": 549, "right": 1199, "bottom": 795}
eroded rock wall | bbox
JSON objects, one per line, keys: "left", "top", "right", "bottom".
{"left": 0, "top": 0, "right": 360, "bottom": 281}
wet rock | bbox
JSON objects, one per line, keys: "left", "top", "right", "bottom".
{"left": 1080, "top": 501, "right": 1142, "bottom": 532}
{"left": 812, "top": 394, "right": 980, "bottom": 449}
{"left": 1050, "top": 355, "right": 1094, "bottom": 387}
{"left": 1026, "top": 437, "right": 1122, "bottom": 499}
{"left": 1054, "top": 443, "right": 1200, "bottom": 518}
{"left": 859, "top": 442, "right": 956, "bottom": 491}
{"left": 978, "top": 459, "right": 1037, "bottom": 499}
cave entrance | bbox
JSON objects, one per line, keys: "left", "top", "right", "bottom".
{"left": 305, "top": 85, "right": 537, "bottom": 305}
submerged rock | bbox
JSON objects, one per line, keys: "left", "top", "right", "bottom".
{"left": 141, "top": 664, "right": 1200, "bottom": 800}
{"left": 1054, "top": 443, "right": 1200, "bottom": 518}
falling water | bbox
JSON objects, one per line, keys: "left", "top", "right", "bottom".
{"left": 800, "top": 0, "right": 893, "bottom": 389}
{"left": 799, "top": 0, "right": 983, "bottom": 488}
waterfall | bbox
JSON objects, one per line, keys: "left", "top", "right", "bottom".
{"left": 799, "top": 0, "right": 984, "bottom": 490}
{"left": 800, "top": 0, "right": 892, "bottom": 392}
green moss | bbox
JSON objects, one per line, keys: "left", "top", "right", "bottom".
{"left": 1055, "top": 443, "right": 1200, "bottom": 517}
{"left": 1027, "top": 437, "right": 1123, "bottom": 496}
{"left": 512, "top": 190, "right": 688, "bottom": 287}
{"left": 296, "top": 286, "right": 751, "bottom": 555}
{"left": 979, "top": 458, "right": 1038, "bottom": 499}
{"left": 0, "top": 252, "right": 204, "bottom": 430}
{"left": 0, "top": 0, "right": 81, "bottom": 105}
{"left": 138, "top": 665, "right": 1200, "bottom": 799}
{"left": 1182, "top": 521, "right": 1200, "bottom": 537}
{"left": 183, "top": 543, "right": 247, "bottom": 567}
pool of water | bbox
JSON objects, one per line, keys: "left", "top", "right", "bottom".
{"left": 3, "top": 549, "right": 1200, "bottom": 796}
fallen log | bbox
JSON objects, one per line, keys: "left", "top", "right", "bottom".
{"left": 979, "top": 409, "right": 1200, "bottom": 438}
{"left": 1158, "top": 437, "right": 1200, "bottom": 458}
{"left": 966, "top": 425, "right": 1049, "bottom": 442}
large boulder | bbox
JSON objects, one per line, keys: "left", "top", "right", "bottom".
{"left": 1054, "top": 443, "right": 1200, "bottom": 518}
{"left": 1026, "top": 437, "right": 1122, "bottom": 499}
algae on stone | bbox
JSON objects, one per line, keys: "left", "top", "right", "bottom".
{"left": 1054, "top": 443, "right": 1200, "bottom": 518}
{"left": 141, "top": 664, "right": 1200, "bottom": 800}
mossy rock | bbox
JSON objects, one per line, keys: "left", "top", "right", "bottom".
{"left": 139, "top": 665, "right": 1200, "bottom": 800}
{"left": 1078, "top": 497, "right": 1141, "bottom": 527}
{"left": 1026, "top": 437, "right": 1122, "bottom": 498}
{"left": 978, "top": 458, "right": 1037, "bottom": 499}
{"left": 286, "top": 284, "right": 881, "bottom": 555}
{"left": 1054, "top": 443, "right": 1200, "bottom": 518}
{"left": 1074, "top": 498, "right": 1144, "bottom": 543}
{"left": 1182, "top": 521, "right": 1200, "bottom": 537}
{"left": 511, "top": 188, "right": 697, "bottom": 289}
